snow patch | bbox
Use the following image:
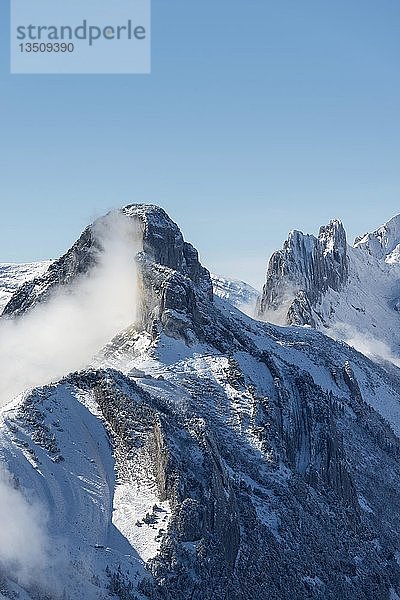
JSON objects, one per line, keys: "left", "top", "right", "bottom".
{"left": 113, "top": 481, "right": 171, "bottom": 562}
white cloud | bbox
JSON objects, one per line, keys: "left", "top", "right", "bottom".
{"left": 258, "top": 283, "right": 298, "bottom": 326}
{"left": 328, "top": 322, "right": 400, "bottom": 368}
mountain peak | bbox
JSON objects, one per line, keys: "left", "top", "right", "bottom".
{"left": 121, "top": 203, "right": 211, "bottom": 287}
{"left": 258, "top": 212, "right": 400, "bottom": 360}
{"left": 122, "top": 203, "right": 177, "bottom": 232}
{"left": 258, "top": 217, "right": 348, "bottom": 325}
{"left": 5, "top": 208, "right": 400, "bottom": 599}
{"left": 354, "top": 213, "right": 400, "bottom": 259}
{"left": 2, "top": 204, "right": 216, "bottom": 346}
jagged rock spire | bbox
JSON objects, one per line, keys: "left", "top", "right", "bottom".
{"left": 258, "top": 218, "right": 348, "bottom": 325}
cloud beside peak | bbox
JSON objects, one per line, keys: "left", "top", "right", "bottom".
{"left": 0, "top": 211, "right": 141, "bottom": 407}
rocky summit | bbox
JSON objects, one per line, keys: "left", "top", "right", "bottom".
{"left": 2, "top": 206, "right": 400, "bottom": 599}
{"left": 258, "top": 219, "right": 349, "bottom": 327}
{"left": 258, "top": 214, "right": 400, "bottom": 361}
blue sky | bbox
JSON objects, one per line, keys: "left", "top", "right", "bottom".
{"left": 1, "top": 0, "right": 399, "bottom": 287}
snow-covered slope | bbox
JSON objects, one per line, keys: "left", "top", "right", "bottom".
{"left": 0, "top": 378, "right": 149, "bottom": 600}
{"left": 258, "top": 214, "right": 400, "bottom": 362}
{"left": 0, "top": 262, "right": 52, "bottom": 311}
{"left": 211, "top": 273, "right": 259, "bottom": 311}
{"left": 2, "top": 206, "right": 400, "bottom": 599}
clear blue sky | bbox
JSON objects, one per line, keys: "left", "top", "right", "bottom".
{"left": 1, "top": 0, "right": 399, "bottom": 288}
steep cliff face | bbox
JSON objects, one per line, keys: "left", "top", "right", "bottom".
{"left": 3, "top": 206, "right": 400, "bottom": 599}
{"left": 122, "top": 205, "right": 214, "bottom": 343}
{"left": 1, "top": 205, "right": 216, "bottom": 348}
{"left": 258, "top": 219, "right": 349, "bottom": 326}
{"left": 2, "top": 205, "right": 213, "bottom": 331}
{"left": 1, "top": 205, "right": 232, "bottom": 351}
{"left": 258, "top": 215, "right": 400, "bottom": 360}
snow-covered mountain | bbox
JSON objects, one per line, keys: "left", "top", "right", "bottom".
{"left": 2, "top": 206, "right": 400, "bottom": 599}
{"left": 258, "top": 214, "right": 400, "bottom": 362}
{"left": 0, "top": 261, "right": 52, "bottom": 311}
{"left": 211, "top": 274, "right": 260, "bottom": 311}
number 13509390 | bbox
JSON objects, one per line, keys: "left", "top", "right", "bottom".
{"left": 19, "top": 42, "right": 74, "bottom": 53}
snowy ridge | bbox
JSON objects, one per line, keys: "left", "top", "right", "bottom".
{"left": 211, "top": 273, "right": 260, "bottom": 311}
{"left": 355, "top": 214, "right": 400, "bottom": 259}
{"left": 0, "top": 380, "right": 148, "bottom": 599}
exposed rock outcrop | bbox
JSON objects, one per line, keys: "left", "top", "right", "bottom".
{"left": 257, "top": 214, "right": 400, "bottom": 365}
{"left": 2, "top": 204, "right": 214, "bottom": 343}
{"left": 258, "top": 219, "right": 348, "bottom": 326}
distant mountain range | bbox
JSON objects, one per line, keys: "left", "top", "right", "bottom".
{"left": 210, "top": 273, "right": 259, "bottom": 310}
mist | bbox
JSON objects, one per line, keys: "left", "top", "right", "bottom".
{"left": 0, "top": 466, "right": 49, "bottom": 586}
{"left": 0, "top": 211, "right": 141, "bottom": 407}
{"left": 328, "top": 322, "right": 400, "bottom": 368}
{"left": 258, "top": 285, "right": 298, "bottom": 326}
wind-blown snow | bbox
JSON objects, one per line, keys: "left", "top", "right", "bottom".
{"left": 0, "top": 465, "right": 49, "bottom": 586}
{"left": 0, "top": 212, "right": 140, "bottom": 407}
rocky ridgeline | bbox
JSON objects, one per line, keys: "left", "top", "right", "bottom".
{"left": 354, "top": 214, "right": 400, "bottom": 259}
{"left": 257, "top": 213, "right": 400, "bottom": 347}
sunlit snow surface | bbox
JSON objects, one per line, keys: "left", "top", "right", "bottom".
{"left": 317, "top": 244, "right": 400, "bottom": 363}
{"left": 0, "top": 385, "right": 148, "bottom": 599}
{"left": 211, "top": 273, "right": 260, "bottom": 314}
{"left": 0, "top": 262, "right": 52, "bottom": 311}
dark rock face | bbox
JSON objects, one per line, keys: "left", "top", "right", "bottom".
{"left": 122, "top": 205, "right": 214, "bottom": 342}
{"left": 123, "top": 205, "right": 210, "bottom": 288}
{"left": 281, "top": 373, "right": 357, "bottom": 509}
{"left": 258, "top": 219, "right": 349, "bottom": 325}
